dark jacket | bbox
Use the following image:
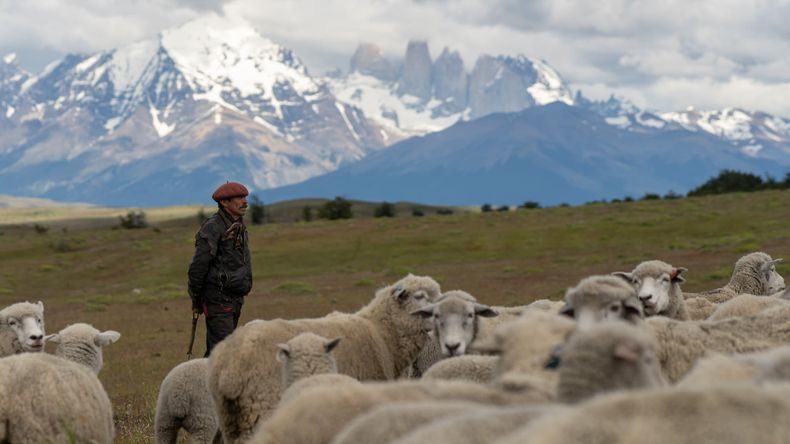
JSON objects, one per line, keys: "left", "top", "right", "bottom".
{"left": 188, "top": 209, "right": 252, "bottom": 304}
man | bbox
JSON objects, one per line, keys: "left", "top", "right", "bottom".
{"left": 188, "top": 182, "right": 253, "bottom": 356}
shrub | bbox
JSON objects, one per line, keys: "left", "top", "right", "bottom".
{"left": 119, "top": 211, "right": 148, "bottom": 229}
{"left": 520, "top": 201, "right": 541, "bottom": 209}
{"left": 318, "top": 197, "right": 353, "bottom": 220}
{"left": 196, "top": 207, "right": 209, "bottom": 224}
{"left": 496, "top": 205, "right": 509, "bottom": 212}
{"left": 641, "top": 193, "right": 661, "bottom": 200}
{"left": 480, "top": 203, "right": 493, "bottom": 213}
{"left": 663, "top": 190, "right": 682, "bottom": 200}
{"left": 688, "top": 170, "right": 764, "bottom": 197}
{"left": 437, "top": 208, "right": 454, "bottom": 215}
{"left": 249, "top": 195, "right": 265, "bottom": 225}
{"left": 374, "top": 201, "right": 396, "bottom": 218}
{"left": 302, "top": 206, "right": 313, "bottom": 222}
{"left": 411, "top": 208, "right": 424, "bottom": 217}
{"left": 33, "top": 223, "right": 49, "bottom": 234}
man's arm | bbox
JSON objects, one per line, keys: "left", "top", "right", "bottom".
{"left": 187, "top": 226, "right": 219, "bottom": 311}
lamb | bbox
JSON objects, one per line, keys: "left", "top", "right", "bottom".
{"left": 0, "top": 301, "right": 45, "bottom": 356}
{"left": 277, "top": 332, "right": 342, "bottom": 388}
{"left": 559, "top": 275, "right": 644, "bottom": 328}
{"left": 646, "top": 304, "right": 790, "bottom": 382}
{"left": 207, "top": 273, "right": 441, "bottom": 443}
{"left": 613, "top": 260, "right": 689, "bottom": 319}
{"left": 708, "top": 293, "right": 789, "bottom": 321}
{"left": 496, "top": 384, "right": 790, "bottom": 444}
{"left": 249, "top": 378, "right": 549, "bottom": 444}
{"left": 154, "top": 359, "right": 219, "bottom": 444}
{"left": 684, "top": 251, "right": 784, "bottom": 303}
{"left": 0, "top": 323, "right": 119, "bottom": 443}
{"left": 556, "top": 320, "right": 666, "bottom": 403}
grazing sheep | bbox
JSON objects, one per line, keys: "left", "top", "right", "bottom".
{"left": 613, "top": 260, "right": 689, "bottom": 320}
{"left": 421, "top": 355, "right": 499, "bottom": 383}
{"left": 684, "top": 296, "right": 717, "bottom": 320}
{"left": 250, "top": 379, "right": 549, "bottom": 444}
{"left": 646, "top": 304, "right": 790, "bottom": 382}
{"left": 392, "top": 404, "right": 560, "bottom": 444}
{"left": 556, "top": 321, "right": 666, "bottom": 403}
{"left": 155, "top": 359, "right": 219, "bottom": 444}
{"left": 496, "top": 384, "right": 790, "bottom": 444}
{"left": 330, "top": 401, "right": 486, "bottom": 444}
{"left": 678, "top": 346, "right": 790, "bottom": 388}
{"left": 708, "top": 293, "right": 789, "bottom": 321}
{"left": 559, "top": 275, "right": 644, "bottom": 328}
{"left": 684, "top": 252, "right": 784, "bottom": 303}
{"left": 0, "top": 323, "right": 119, "bottom": 443}
{"left": 207, "top": 274, "right": 441, "bottom": 443}
{"left": 0, "top": 301, "right": 45, "bottom": 356}
{"left": 277, "top": 332, "right": 341, "bottom": 388}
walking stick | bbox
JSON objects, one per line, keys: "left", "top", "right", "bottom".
{"left": 186, "top": 310, "right": 200, "bottom": 360}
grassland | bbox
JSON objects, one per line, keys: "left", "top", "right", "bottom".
{"left": 1, "top": 190, "right": 790, "bottom": 442}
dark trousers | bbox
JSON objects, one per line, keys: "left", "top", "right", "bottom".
{"left": 203, "top": 286, "right": 244, "bottom": 357}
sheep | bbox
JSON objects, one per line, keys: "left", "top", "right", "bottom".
{"left": 277, "top": 332, "right": 342, "bottom": 388}
{"left": 684, "top": 251, "right": 784, "bottom": 303}
{"left": 613, "top": 260, "right": 689, "bottom": 320}
{"left": 684, "top": 296, "right": 717, "bottom": 320}
{"left": 496, "top": 384, "right": 790, "bottom": 444}
{"left": 559, "top": 275, "right": 644, "bottom": 328}
{"left": 678, "top": 345, "right": 790, "bottom": 388}
{"left": 0, "top": 323, "right": 119, "bottom": 443}
{"left": 207, "top": 273, "right": 442, "bottom": 443}
{"left": 646, "top": 304, "right": 790, "bottom": 382}
{"left": 708, "top": 293, "right": 789, "bottom": 321}
{"left": 249, "top": 378, "right": 550, "bottom": 444}
{"left": 556, "top": 320, "right": 666, "bottom": 403}
{"left": 279, "top": 373, "right": 361, "bottom": 407}
{"left": 391, "top": 404, "right": 560, "bottom": 444}
{"left": 330, "top": 401, "right": 488, "bottom": 444}
{"left": 421, "top": 354, "right": 499, "bottom": 383}
{"left": 0, "top": 301, "right": 45, "bottom": 356}
{"left": 154, "top": 359, "right": 219, "bottom": 444}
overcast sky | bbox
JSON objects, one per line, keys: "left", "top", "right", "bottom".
{"left": 2, "top": 0, "right": 790, "bottom": 116}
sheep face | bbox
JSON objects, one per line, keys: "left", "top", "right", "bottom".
{"left": 762, "top": 259, "right": 785, "bottom": 294}
{"left": 412, "top": 295, "right": 497, "bottom": 357}
{"left": 2, "top": 301, "right": 45, "bottom": 352}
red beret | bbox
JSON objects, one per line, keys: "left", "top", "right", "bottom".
{"left": 212, "top": 182, "right": 249, "bottom": 202}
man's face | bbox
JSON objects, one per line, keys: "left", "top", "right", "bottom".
{"left": 221, "top": 196, "right": 248, "bottom": 219}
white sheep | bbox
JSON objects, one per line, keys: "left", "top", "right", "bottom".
{"left": 684, "top": 296, "right": 718, "bottom": 320}
{"left": 0, "top": 323, "right": 119, "bottom": 443}
{"left": 277, "top": 332, "right": 342, "bottom": 388}
{"left": 559, "top": 275, "right": 644, "bottom": 328}
{"left": 154, "top": 358, "right": 219, "bottom": 444}
{"left": 207, "top": 273, "right": 441, "bottom": 443}
{"left": 678, "top": 345, "right": 790, "bottom": 388}
{"left": 613, "top": 260, "right": 689, "bottom": 320}
{"left": 0, "top": 300, "right": 45, "bottom": 356}
{"left": 708, "top": 293, "right": 789, "bottom": 321}
{"left": 496, "top": 384, "right": 790, "bottom": 444}
{"left": 684, "top": 251, "right": 784, "bottom": 303}
{"left": 646, "top": 304, "right": 790, "bottom": 382}
{"left": 421, "top": 354, "right": 499, "bottom": 383}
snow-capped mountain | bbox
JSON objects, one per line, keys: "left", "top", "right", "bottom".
{"left": 327, "top": 41, "right": 574, "bottom": 137}
{"left": 0, "top": 14, "right": 387, "bottom": 205}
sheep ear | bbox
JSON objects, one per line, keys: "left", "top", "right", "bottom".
{"left": 473, "top": 304, "right": 498, "bottom": 318}
{"left": 94, "top": 330, "right": 121, "bottom": 347}
{"left": 410, "top": 305, "right": 436, "bottom": 319}
{"left": 324, "top": 337, "right": 341, "bottom": 354}
{"left": 37, "top": 301, "right": 44, "bottom": 312}
{"left": 612, "top": 272, "right": 634, "bottom": 284}
{"left": 670, "top": 267, "right": 688, "bottom": 283}
{"left": 613, "top": 342, "right": 641, "bottom": 362}
{"left": 45, "top": 333, "right": 60, "bottom": 344}
{"left": 276, "top": 344, "right": 290, "bottom": 363}
{"left": 392, "top": 284, "right": 410, "bottom": 301}
{"left": 559, "top": 303, "right": 575, "bottom": 318}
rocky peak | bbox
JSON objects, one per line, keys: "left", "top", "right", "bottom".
{"left": 432, "top": 48, "right": 467, "bottom": 114}
{"left": 349, "top": 43, "right": 396, "bottom": 81}
{"left": 397, "top": 40, "right": 432, "bottom": 101}
{"left": 467, "top": 55, "right": 538, "bottom": 119}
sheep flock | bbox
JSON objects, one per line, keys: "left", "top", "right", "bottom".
{"left": 4, "top": 250, "right": 790, "bottom": 443}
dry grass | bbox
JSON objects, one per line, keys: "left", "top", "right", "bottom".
{"left": 2, "top": 190, "right": 790, "bottom": 442}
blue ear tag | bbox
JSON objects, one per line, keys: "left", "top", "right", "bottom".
{"left": 544, "top": 344, "right": 563, "bottom": 369}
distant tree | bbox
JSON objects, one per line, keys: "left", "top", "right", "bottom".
{"left": 33, "top": 223, "right": 49, "bottom": 234}
{"left": 558, "top": 203, "right": 570, "bottom": 207}
{"left": 688, "top": 170, "right": 764, "bottom": 197}
{"left": 623, "top": 196, "right": 634, "bottom": 202}
{"left": 641, "top": 193, "right": 661, "bottom": 200}
{"left": 318, "top": 197, "right": 353, "bottom": 220}
{"left": 119, "top": 211, "right": 148, "bottom": 229}
{"left": 374, "top": 201, "right": 396, "bottom": 218}
{"left": 496, "top": 205, "right": 509, "bottom": 212}
{"left": 763, "top": 174, "right": 781, "bottom": 190}
{"left": 519, "top": 201, "right": 541, "bottom": 209}
{"left": 302, "top": 206, "right": 313, "bottom": 222}
{"left": 411, "top": 208, "right": 425, "bottom": 217}
{"left": 249, "top": 195, "right": 265, "bottom": 225}
{"left": 437, "top": 208, "right": 454, "bottom": 215}
{"left": 663, "top": 190, "right": 682, "bottom": 200}
{"left": 611, "top": 198, "right": 623, "bottom": 203}
{"left": 480, "top": 203, "right": 493, "bottom": 213}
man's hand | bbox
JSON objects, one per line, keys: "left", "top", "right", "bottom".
{"left": 191, "top": 298, "right": 203, "bottom": 315}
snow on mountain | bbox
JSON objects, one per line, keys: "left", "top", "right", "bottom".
{"left": 328, "top": 42, "right": 574, "bottom": 137}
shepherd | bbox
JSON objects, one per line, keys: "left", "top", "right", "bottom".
{"left": 187, "top": 181, "right": 253, "bottom": 357}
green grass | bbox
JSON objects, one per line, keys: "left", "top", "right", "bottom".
{"left": 2, "top": 189, "right": 790, "bottom": 442}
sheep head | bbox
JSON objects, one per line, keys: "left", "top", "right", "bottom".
{"left": 0, "top": 301, "right": 45, "bottom": 352}
{"left": 561, "top": 275, "right": 643, "bottom": 328}
{"left": 613, "top": 260, "right": 687, "bottom": 316}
